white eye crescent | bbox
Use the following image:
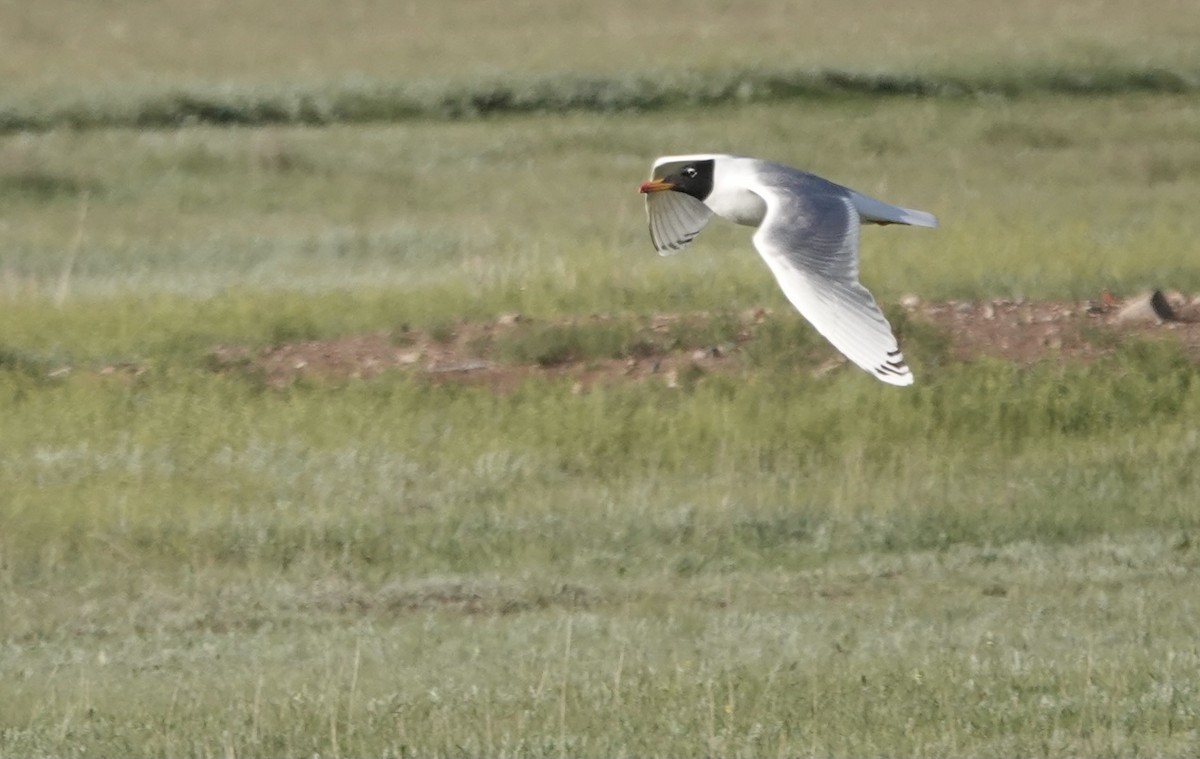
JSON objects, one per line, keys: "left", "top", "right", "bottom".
{"left": 682, "top": 167, "right": 698, "bottom": 178}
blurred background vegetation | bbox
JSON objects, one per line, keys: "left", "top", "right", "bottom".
{"left": 3, "top": 2, "right": 1200, "bottom": 756}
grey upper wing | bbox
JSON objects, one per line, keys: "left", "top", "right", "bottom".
{"left": 750, "top": 180, "right": 913, "bottom": 386}
{"left": 645, "top": 190, "right": 714, "bottom": 254}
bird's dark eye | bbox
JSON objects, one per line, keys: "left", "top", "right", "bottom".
{"left": 682, "top": 167, "right": 698, "bottom": 178}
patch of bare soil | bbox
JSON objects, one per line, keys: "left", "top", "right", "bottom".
{"left": 207, "top": 291, "right": 1200, "bottom": 390}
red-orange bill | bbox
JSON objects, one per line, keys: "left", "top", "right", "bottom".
{"left": 638, "top": 179, "right": 674, "bottom": 193}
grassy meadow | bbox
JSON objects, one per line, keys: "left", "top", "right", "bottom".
{"left": 4, "top": 1, "right": 1200, "bottom": 757}
{"left": 6, "top": 0, "right": 1199, "bottom": 98}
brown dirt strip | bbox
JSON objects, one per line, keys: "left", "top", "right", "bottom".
{"left": 206, "top": 293, "right": 1200, "bottom": 390}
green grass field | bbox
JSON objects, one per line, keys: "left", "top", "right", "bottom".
{"left": 4, "top": 2, "right": 1200, "bottom": 757}
{"left": 7, "top": 0, "right": 1199, "bottom": 97}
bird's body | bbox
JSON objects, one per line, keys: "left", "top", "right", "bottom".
{"left": 639, "top": 154, "right": 937, "bottom": 386}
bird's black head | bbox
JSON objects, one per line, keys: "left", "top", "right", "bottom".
{"left": 638, "top": 159, "right": 715, "bottom": 202}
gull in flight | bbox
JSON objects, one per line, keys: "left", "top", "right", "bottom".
{"left": 639, "top": 154, "right": 937, "bottom": 386}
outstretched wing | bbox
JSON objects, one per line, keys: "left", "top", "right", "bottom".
{"left": 751, "top": 182, "right": 913, "bottom": 386}
{"left": 644, "top": 158, "right": 714, "bottom": 255}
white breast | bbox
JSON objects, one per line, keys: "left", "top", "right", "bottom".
{"left": 706, "top": 187, "right": 767, "bottom": 227}
{"left": 704, "top": 158, "right": 769, "bottom": 227}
